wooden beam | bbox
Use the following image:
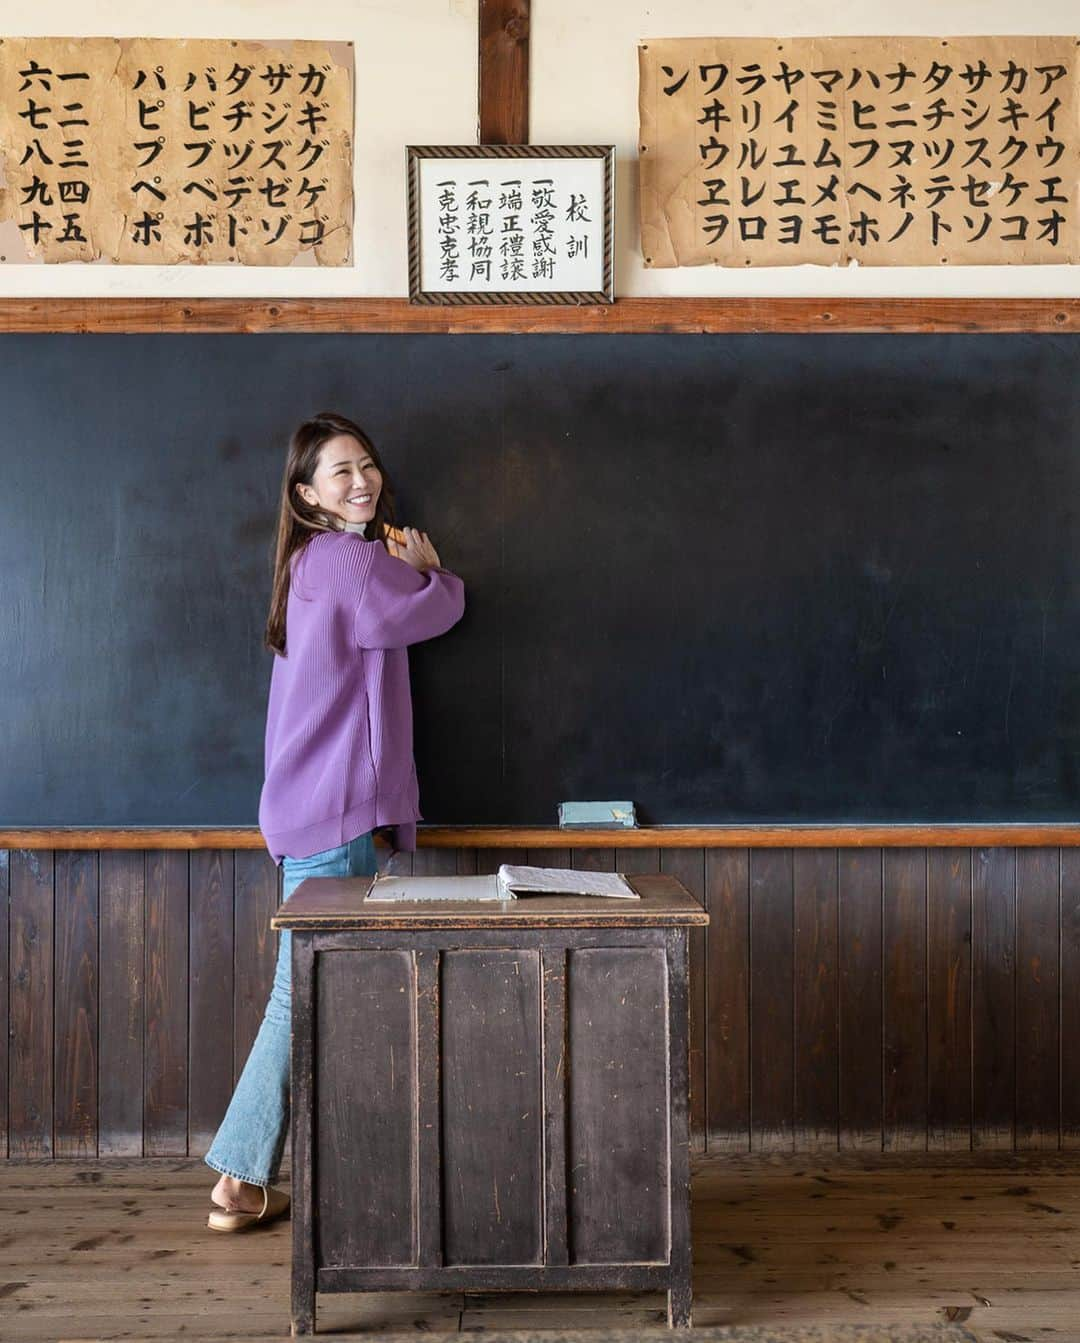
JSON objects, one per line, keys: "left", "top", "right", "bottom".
{"left": 479, "top": 0, "right": 530, "bottom": 144}
{"left": 0, "top": 297, "right": 1076, "bottom": 334}
{"left": 3, "top": 825, "right": 1080, "bottom": 849}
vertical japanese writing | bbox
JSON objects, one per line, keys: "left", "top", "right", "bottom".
{"left": 530, "top": 177, "right": 556, "bottom": 280}
{"left": 128, "top": 61, "right": 167, "bottom": 250}
{"left": 255, "top": 58, "right": 293, "bottom": 251}
{"left": 181, "top": 63, "right": 217, "bottom": 250}
{"left": 218, "top": 58, "right": 255, "bottom": 251}
{"left": 292, "top": 58, "right": 332, "bottom": 248}
{"left": 465, "top": 177, "right": 494, "bottom": 282}
{"left": 565, "top": 188, "right": 591, "bottom": 262}
{"left": 13, "top": 54, "right": 93, "bottom": 256}
{"left": 498, "top": 178, "right": 525, "bottom": 281}
{"left": 436, "top": 179, "right": 460, "bottom": 282}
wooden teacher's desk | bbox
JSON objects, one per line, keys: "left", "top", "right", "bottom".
{"left": 272, "top": 873, "right": 709, "bottom": 1335}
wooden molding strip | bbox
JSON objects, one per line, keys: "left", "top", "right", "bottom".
{"left": 479, "top": 0, "right": 530, "bottom": 144}
{"left": 420, "top": 824, "right": 1080, "bottom": 848}
{"left": 3, "top": 824, "right": 1080, "bottom": 849}
{"left": 0, "top": 297, "right": 1076, "bottom": 334}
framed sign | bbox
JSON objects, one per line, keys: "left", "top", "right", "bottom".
{"left": 406, "top": 144, "right": 614, "bottom": 304}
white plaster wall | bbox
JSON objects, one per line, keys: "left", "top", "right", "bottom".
{"left": 1, "top": 0, "right": 1078, "bottom": 295}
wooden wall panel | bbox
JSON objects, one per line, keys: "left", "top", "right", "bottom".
{"left": 529, "top": 845, "right": 570, "bottom": 873}
{"left": 412, "top": 847, "right": 458, "bottom": 876}
{"left": 661, "top": 848, "right": 707, "bottom": 1155}
{"left": 1062, "top": 849, "right": 1080, "bottom": 1147}
{"left": 9, "top": 850, "right": 53, "bottom": 1156}
{"left": 972, "top": 847, "right": 1017, "bottom": 1150}
{"left": 573, "top": 848, "right": 616, "bottom": 872}
{"left": 99, "top": 852, "right": 144, "bottom": 1156}
{"left": 188, "top": 850, "right": 234, "bottom": 1153}
{"left": 1016, "top": 848, "right": 1060, "bottom": 1150}
{"left": 793, "top": 849, "right": 838, "bottom": 1151}
{"left": 705, "top": 849, "right": 749, "bottom": 1152}
{"left": 233, "top": 851, "right": 280, "bottom": 1086}
{"left": 620, "top": 847, "right": 661, "bottom": 879}
{"left": 53, "top": 850, "right": 97, "bottom": 1158}
{"left": 2, "top": 841, "right": 1079, "bottom": 1160}
{"left": 478, "top": 847, "right": 527, "bottom": 875}
{"left": 749, "top": 849, "right": 794, "bottom": 1152}
{"left": 927, "top": 849, "right": 972, "bottom": 1150}
{"left": 144, "top": 850, "right": 189, "bottom": 1156}
{"left": 0, "top": 851, "right": 8, "bottom": 1158}
{"left": 882, "top": 850, "right": 927, "bottom": 1151}
{"left": 838, "top": 849, "right": 883, "bottom": 1150}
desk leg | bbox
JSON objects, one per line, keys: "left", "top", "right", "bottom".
{"left": 291, "top": 933, "right": 317, "bottom": 1335}
{"left": 291, "top": 1280, "right": 315, "bottom": 1336}
{"left": 667, "top": 928, "right": 693, "bottom": 1329}
{"left": 667, "top": 1280, "right": 693, "bottom": 1329}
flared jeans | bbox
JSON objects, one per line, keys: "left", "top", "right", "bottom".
{"left": 203, "top": 832, "right": 377, "bottom": 1188}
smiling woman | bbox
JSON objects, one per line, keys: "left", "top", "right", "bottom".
{"left": 202, "top": 408, "right": 466, "bottom": 1227}
{"left": 256, "top": 409, "right": 460, "bottom": 858}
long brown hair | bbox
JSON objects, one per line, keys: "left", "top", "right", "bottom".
{"left": 264, "top": 411, "right": 397, "bottom": 657}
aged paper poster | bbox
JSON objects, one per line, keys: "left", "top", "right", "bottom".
{"left": 0, "top": 36, "right": 353, "bottom": 265}
{"left": 639, "top": 36, "right": 1079, "bottom": 266}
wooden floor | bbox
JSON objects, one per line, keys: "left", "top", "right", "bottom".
{"left": 0, "top": 1152, "right": 1077, "bottom": 1341}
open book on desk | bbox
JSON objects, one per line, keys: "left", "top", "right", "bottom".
{"left": 365, "top": 864, "right": 640, "bottom": 902}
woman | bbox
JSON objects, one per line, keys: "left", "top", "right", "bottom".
{"left": 204, "top": 410, "right": 465, "bottom": 1230}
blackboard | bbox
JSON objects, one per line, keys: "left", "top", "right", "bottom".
{"left": 2, "top": 331, "right": 1078, "bottom": 828}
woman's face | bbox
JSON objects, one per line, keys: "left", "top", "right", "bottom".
{"left": 296, "top": 433, "right": 383, "bottom": 527}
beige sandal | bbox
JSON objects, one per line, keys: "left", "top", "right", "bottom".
{"left": 207, "top": 1183, "right": 290, "bottom": 1232}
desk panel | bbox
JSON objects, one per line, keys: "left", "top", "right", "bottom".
{"left": 316, "top": 950, "right": 417, "bottom": 1268}
{"left": 441, "top": 949, "right": 544, "bottom": 1265}
{"left": 567, "top": 946, "right": 670, "bottom": 1264}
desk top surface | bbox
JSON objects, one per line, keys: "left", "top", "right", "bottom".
{"left": 272, "top": 872, "right": 709, "bottom": 930}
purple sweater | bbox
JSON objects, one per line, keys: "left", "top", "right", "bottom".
{"left": 258, "top": 530, "right": 465, "bottom": 864}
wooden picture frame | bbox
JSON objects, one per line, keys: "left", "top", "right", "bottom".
{"left": 406, "top": 144, "right": 614, "bottom": 305}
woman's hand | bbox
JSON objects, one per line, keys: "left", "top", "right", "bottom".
{"left": 387, "top": 526, "right": 441, "bottom": 573}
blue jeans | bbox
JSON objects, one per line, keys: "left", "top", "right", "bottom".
{"left": 204, "top": 832, "right": 377, "bottom": 1188}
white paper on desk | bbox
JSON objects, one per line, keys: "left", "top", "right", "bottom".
{"left": 498, "top": 865, "right": 640, "bottom": 898}
{"left": 365, "top": 874, "right": 502, "bottom": 902}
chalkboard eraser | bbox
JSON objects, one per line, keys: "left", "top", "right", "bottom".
{"left": 558, "top": 801, "right": 638, "bottom": 829}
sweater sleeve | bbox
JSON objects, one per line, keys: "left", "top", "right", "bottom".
{"left": 351, "top": 539, "right": 465, "bottom": 650}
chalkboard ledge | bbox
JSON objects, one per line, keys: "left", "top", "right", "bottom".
{"left": 3, "top": 824, "right": 1080, "bottom": 849}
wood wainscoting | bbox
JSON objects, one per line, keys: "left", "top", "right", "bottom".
{"left": 2, "top": 836, "right": 1078, "bottom": 1159}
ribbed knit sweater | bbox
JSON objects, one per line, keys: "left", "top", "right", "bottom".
{"left": 257, "top": 528, "right": 465, "bottom": 864}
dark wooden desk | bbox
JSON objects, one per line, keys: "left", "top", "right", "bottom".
{"left": 272, "top": 874, "right": 709, "bottom": 1335}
